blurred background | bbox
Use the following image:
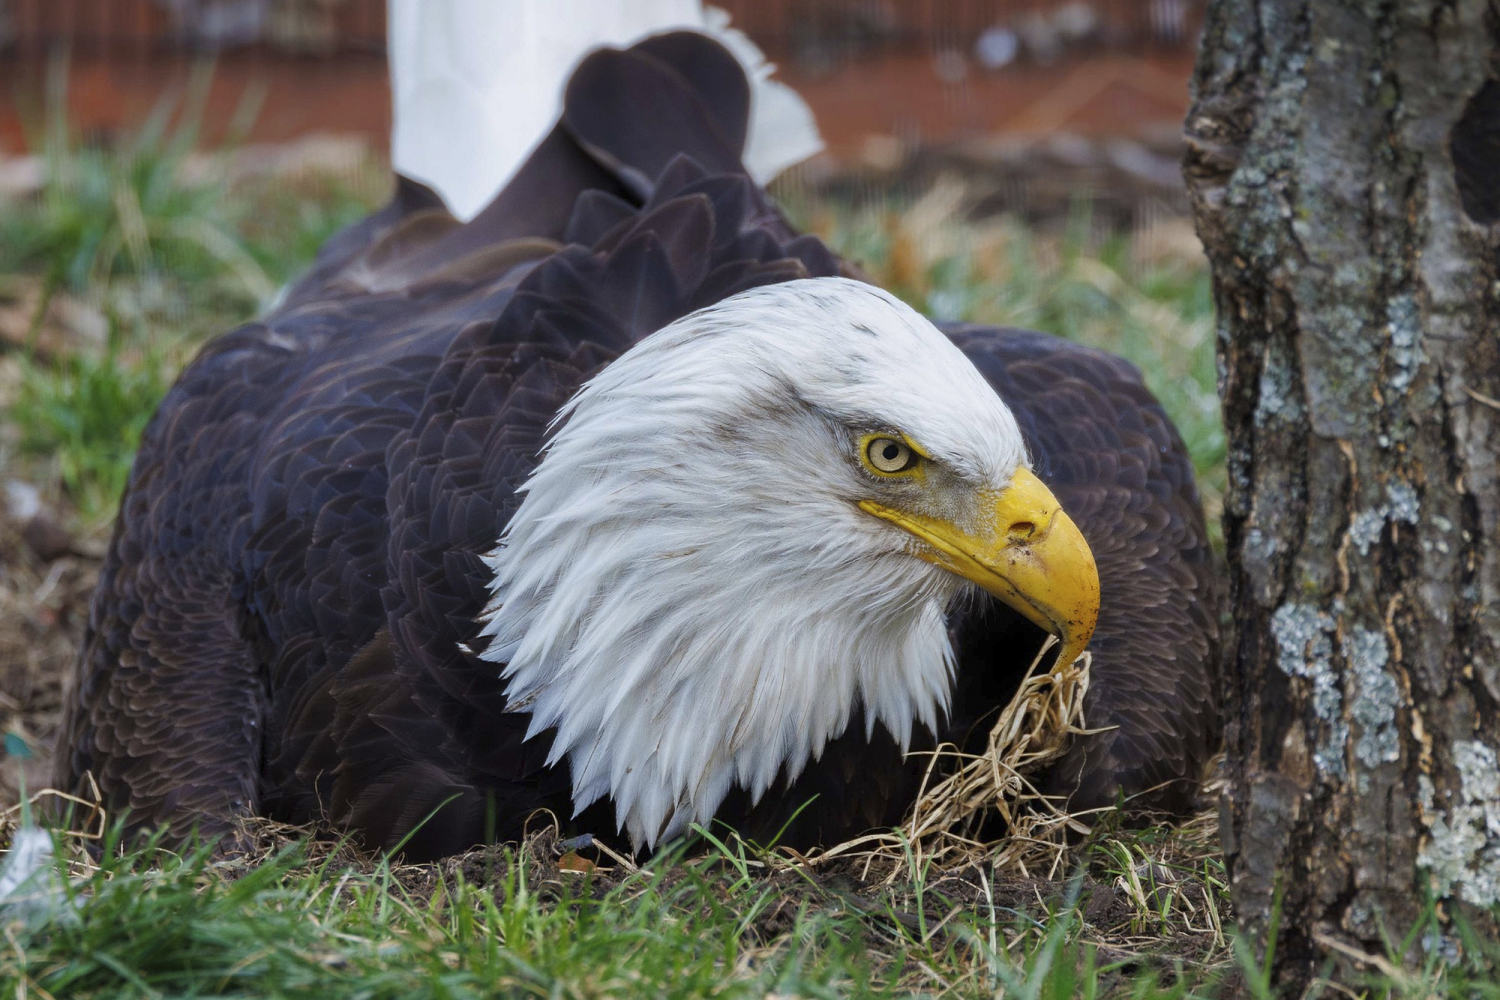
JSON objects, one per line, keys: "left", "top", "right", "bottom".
{"left": 0, "top": 0, "right": 1219, "bottom": 806}
{"left": 2, "top": 0, "right": 1200, "bottom": 223}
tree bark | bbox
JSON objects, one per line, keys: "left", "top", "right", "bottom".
{"left": 1184, "top": 0, "right": 1500, "bottom": 988}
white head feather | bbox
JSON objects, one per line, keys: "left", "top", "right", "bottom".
{"left": 479, "top": 276, "right": 1028, "bottom": 847}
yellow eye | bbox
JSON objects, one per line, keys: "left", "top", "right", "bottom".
{"left": 864, "top": 436, "right": 918, "bottom": 475}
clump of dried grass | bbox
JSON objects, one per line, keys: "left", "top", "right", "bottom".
{"left": 0, "top": 783, "right": 105, "bottom": 843}
{"left": 0, "top": 775, "right": 107, "bottom": 889}
{"left": 792, "top": 637, "right": 1101, "bottom": 883}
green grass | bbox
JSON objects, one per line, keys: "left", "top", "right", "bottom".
{"left": 0, "top": 69, "right": 384, "bottom": 522}
{"left": 1, "top": 823, "right": 1235, "bottom": 999}
{"left": 7, "top": 823, "right": 1496, "bottom": 998}
{"left": 2, "top": 152, "right": 378, "bottom": 519}
{"left": 9, "top": 818, "right": 1493, "bottom": 999}
{"left": 1, "top": 62, "right": 267, "bottom": 307}
{"left": 11, "top": 334, "right": 172, "bottom": 518}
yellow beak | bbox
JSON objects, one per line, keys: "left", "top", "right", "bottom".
{"left": 859, "top": 467, "right": 1100, "bottom": 669}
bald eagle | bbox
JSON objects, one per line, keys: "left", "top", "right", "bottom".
{"left": 55, "top": 33, "right": 1219, "bottom": 860}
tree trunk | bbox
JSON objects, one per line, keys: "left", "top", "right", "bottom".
{"left": 1184, "top": 0, "right": 1500, "bottom": 988}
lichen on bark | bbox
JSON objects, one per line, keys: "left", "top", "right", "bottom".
{"left": 1420, "top": 741, "right": 1500, "bottom": 906}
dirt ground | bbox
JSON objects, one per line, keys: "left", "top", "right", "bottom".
{"left": 0, "top": 464, "right": 102, "bottom": 810}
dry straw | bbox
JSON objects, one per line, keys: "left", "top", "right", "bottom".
{"left": 787, "top": 637, "right": 1104, "bottom": 883}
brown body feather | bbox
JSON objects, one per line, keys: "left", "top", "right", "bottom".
{"left": 54, "top": 35, "right": 1219, "bottom": 861}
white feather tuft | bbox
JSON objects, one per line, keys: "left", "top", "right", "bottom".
{"left": 479, "top": 277, "right": 1027, "bottom": 848}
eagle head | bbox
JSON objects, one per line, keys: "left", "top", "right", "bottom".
{"left": 479, "top": 276, "right": 1099, "bottom": 847}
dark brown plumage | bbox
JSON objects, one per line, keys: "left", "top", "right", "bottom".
{"left": 54, "top": 34, "right": 1219, "bottom": 861}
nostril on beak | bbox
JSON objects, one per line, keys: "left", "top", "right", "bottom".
{"left": 1006, "top": 507, "right": 1057, "bottom": 545}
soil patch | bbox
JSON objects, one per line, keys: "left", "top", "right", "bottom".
{"left": 0, "top": 492, "right": 98, "bottom": 810}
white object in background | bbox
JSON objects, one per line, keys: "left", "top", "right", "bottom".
{"left": 0, "top": 826, "right": 75, "bottom": 931}
{"left": 388, "top": 1, "right": 823, "bottom": 221}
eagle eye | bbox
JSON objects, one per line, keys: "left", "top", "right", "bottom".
{"left": 863, "top": 435, "right": 920, "bottom": 476}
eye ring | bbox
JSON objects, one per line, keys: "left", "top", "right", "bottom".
{"left": 863, "top": 435, "right": 919, "bottom": 475}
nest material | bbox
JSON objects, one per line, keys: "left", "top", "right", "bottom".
{"left": 790, "top": 638, "right": 1100, "bottom": 882}
{"left": 0, "top": 777, "right": 108, "bottom": 887}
